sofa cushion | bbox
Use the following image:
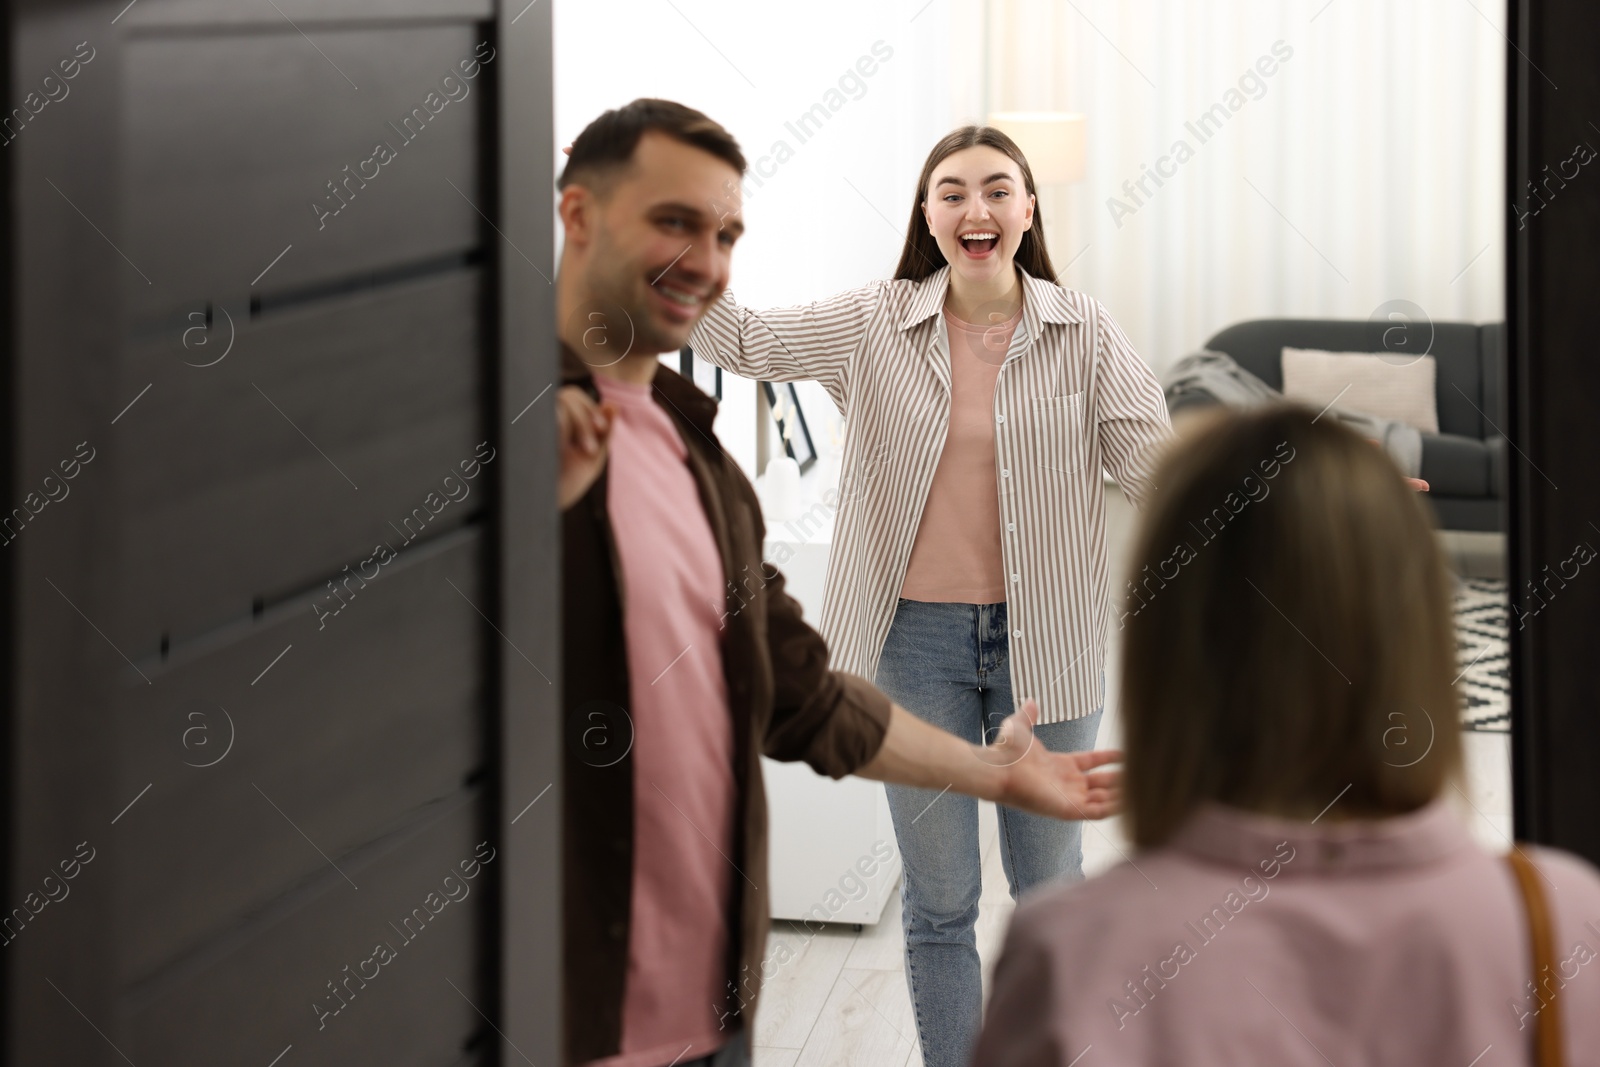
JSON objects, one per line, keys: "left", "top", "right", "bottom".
{"left": 1488, "top": 433, "right": 1507, "bottom": 495}
{"left": 1281, "top": 347, "right": 1440, "bottom": 433}
{"left": 1420, "top": 431, "right": 1490, "bottom": 497}
{"left": 1202, "top": 319, "right": 1487, "bottom": 437}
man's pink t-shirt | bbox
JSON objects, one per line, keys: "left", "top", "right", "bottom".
{"left": 586, "top": 373, "right": 739, "bottom": 1067}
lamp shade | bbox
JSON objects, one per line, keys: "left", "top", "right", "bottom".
{"left": 987, "top": 111, "right": 1086, "bottom": 185}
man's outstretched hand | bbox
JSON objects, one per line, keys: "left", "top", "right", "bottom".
{"left": 977, "top": 698, "right": 1123, "bottom": 821}
{"left": 856, "top": 697, "right": 1121, "bottom": 822}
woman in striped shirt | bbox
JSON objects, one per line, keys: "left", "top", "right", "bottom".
{"left": 689, "top": 126, "right": 1172, "bottom": 1067}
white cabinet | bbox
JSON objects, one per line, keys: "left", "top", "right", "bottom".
{"left": 761, "top": 533, "right": 901, "bottom": 925}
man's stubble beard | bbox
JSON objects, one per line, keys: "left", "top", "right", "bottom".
{"left": 588, "top": 222, "right": 692, "bottom": 360}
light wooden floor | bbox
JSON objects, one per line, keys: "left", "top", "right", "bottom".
{"left": 748, "top": 796, "right": 1047, "bottom": 1067}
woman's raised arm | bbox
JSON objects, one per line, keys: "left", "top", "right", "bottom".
{"left": 688, "top": 281, "right": 882, "bottom": 413}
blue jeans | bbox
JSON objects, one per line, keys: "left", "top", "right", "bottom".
{"left": 875, "top": 598, "right": 1102, "bottom": 1067}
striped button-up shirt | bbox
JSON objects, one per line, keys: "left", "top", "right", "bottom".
{"left": 689, "top": 265, "right": 1173, "bottom": 724}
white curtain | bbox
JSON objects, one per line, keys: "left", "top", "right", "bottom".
{"left": 952, "top": 0, "right": 1507, "bottom": 370}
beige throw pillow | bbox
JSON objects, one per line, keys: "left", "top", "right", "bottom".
{"left": 1280, "top": 347, "right": 1439, "bottom": 434}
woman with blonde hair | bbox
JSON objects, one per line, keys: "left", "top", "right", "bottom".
{"left": 974, "top": 403, "right": 1600, "bottom": 1065}
{"left": 688, "top": 126, "right": 1170, "bottom": 1065}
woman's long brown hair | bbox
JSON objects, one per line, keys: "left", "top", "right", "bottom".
{"left": 893, "top": 126, "right": 1059, "bottom": 283}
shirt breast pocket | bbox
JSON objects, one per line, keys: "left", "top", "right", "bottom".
{"left": 1028, "top": 390, "right": 1088, "bottom": 475}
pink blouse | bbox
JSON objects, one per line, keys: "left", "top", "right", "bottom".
{"left": 975, "top": 798, "right": 1600, "bottom": 1065}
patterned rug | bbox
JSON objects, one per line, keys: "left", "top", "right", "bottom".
{"left": 1455, "top": 578, "right": 1510, "bottom": 732}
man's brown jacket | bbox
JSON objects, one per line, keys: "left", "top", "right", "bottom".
{"left": 560, "top": 342, "right": 893, "bottom": 1065}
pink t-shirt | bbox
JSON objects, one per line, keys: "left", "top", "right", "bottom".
{"left": 898, "top": 304, "right": 1019, "bottom": 603}
{"left": 587, "top": 373, "right": 739, "bottom": 1067}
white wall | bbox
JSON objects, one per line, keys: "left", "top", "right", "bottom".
{"left": 950, "top": 0, "right": 1507, "bottom": 370}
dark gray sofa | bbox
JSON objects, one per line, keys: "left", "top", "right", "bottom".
{"left": 1190, "top": 319, "right": 1507, "bottom": 533}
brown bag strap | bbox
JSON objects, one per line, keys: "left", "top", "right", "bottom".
{"left": 1506, "top": 848, "right": 1564, "bottom": 1067}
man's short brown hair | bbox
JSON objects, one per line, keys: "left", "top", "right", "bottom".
{"left": 558, "top": 98, "right": 746, "bottom": 200}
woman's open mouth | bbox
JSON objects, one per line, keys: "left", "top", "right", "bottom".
{"left": 959, "top": 231, "right": 1000, "bottom": 258}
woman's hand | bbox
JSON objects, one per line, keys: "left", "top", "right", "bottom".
{"left": 1365, "top": 436, "right": 1429, "bottom": 491}
{"left": 981, "top": 698, "right": 1124, "bottom": 820}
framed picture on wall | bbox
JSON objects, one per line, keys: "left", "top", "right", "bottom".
{"left": 763, "top": 381, "right": 817, "bottom": 474}
{"left": 679, "top": 344, "right": 721, "bottom": 400}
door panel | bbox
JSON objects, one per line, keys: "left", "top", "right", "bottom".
{"left": 116, "top": 269, "right": 485, "bottom": 647}
{"left": 122, "top": 22, "right": 486, "bottom": 324}
{"left": 123, "top": 792, "right": 489, "bottom": 1065}
{"left": 4, "top": 0, "right": 559, "bottom": 1062}
{"left": 113, "top": 529, "right": 484, "bottom": 984}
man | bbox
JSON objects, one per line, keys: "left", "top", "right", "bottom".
{"left": 556, "top": 98, "right": 1120, "bottom": 1067}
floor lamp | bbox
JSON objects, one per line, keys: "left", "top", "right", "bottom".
{"left": 987, "top": 111, "right": 1087, "bottom": 276}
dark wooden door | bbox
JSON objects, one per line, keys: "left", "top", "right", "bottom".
{"left": 1, "top": 1, "right": 560, "bottom": 1062}
{"left": 1507, "top": 0, "right": 1600, "bottom": 863}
